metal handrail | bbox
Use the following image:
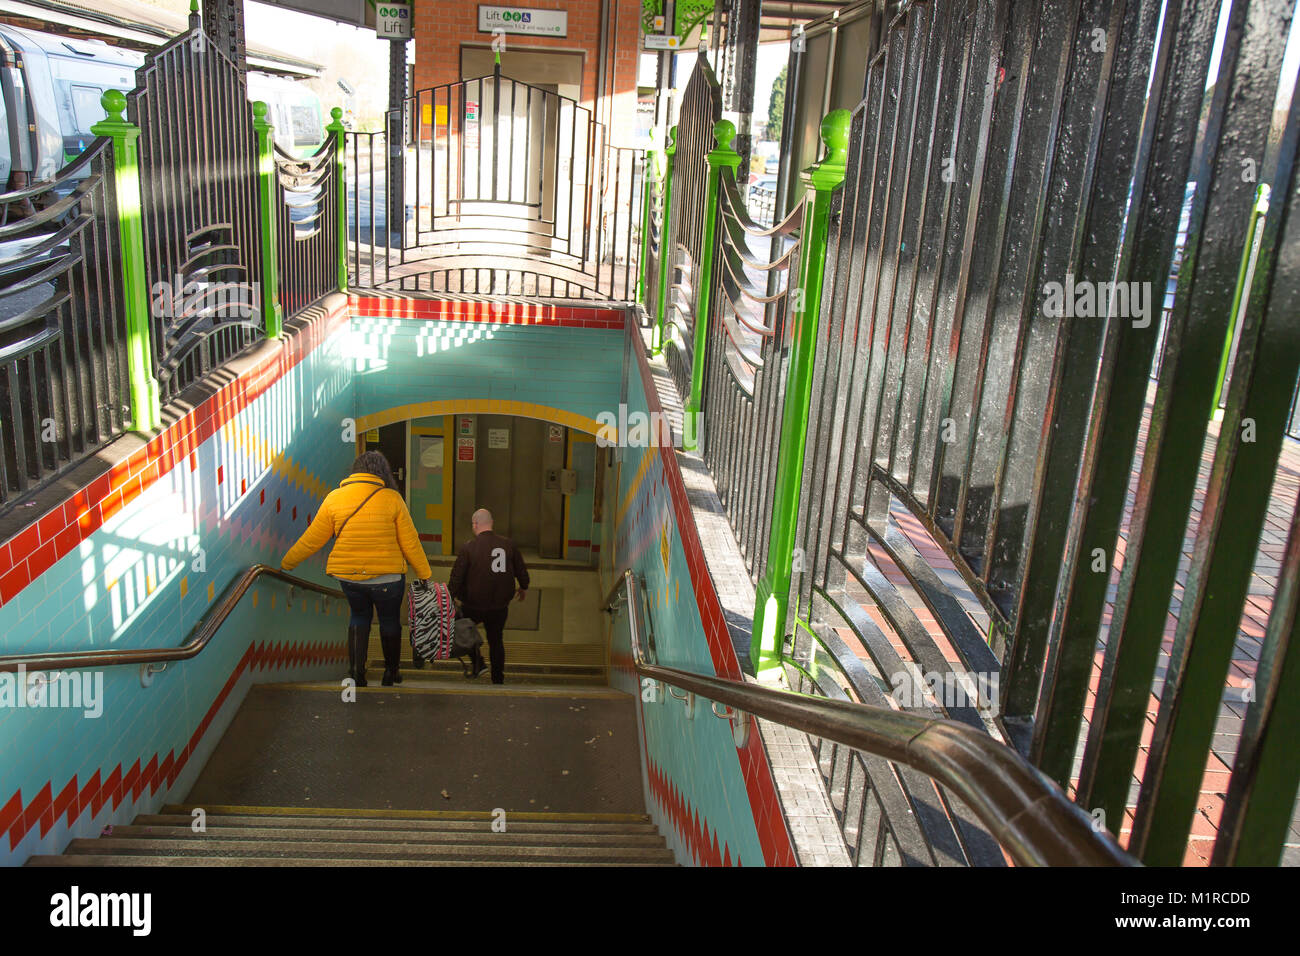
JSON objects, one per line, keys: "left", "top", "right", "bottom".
{"left": 0, "top": 565, "right": 341, "bottom": 673}
{"left": 603, "top": 568, "right": 1135, "bottom": 867}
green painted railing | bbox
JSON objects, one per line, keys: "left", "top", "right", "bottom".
{"left": 751, "top": 109, "right": 849, "bottom": 675}
{"left": 327, "top": 107, "right": 349, "bottom": 295}
{"left": 251, "top": 100, "right": 285, "bottom": 341}
{"left": 654, "top": 126, "right": 678, "bottom": 357}
{"left": 683, "top": 120, "right": 740, "bottom": 450}
{"left": 91, "top": 90, "right": 160, "bottom": 434}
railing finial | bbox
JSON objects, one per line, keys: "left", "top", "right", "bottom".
{"left": 814, "top": 109, "right": 851, "bottom": 188}
{"left": 712, "top": 118, "right": 737, "bottom": 152}
{"left": 100, "top": 88, "right": 127, "bottom": 124}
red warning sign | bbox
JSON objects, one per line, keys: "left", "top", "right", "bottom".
{"left": 457, "top": 437, "right": 475, "bottom": 461}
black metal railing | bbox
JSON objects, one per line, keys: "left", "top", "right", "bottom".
{"left": 642, "top": 162, "right": 665, "bottom": 323}
{"left": 783, "top": 620, "right": 1008, "bottom": 866}
{"left": 780, "top": 0, "right": 1300, "bottom": 868}
{"left": 669, "top": 0, "right": 1300, "bottom": 867}
{"left": 663, "top": 57, "right": 723, "bottom": 400}
{"left": 131, "top": 25, "right": 263, "bottom": 403}
{"left": 0, "top": 142, "right": 131, "bottom": 510}
{"left": 274, "top": 139, "right": 340, "bottom": 318}
{"left": 346, "top": 64, "right": 645, "bottom": 301}
{"left": 344, "top": 129, "right": 388, "bottom": 290}
{"left": 608, "top": 569, "right": 1132, "bottom": 866}
{"left": 700, "top": 174, "right": 804, "bottom": 582}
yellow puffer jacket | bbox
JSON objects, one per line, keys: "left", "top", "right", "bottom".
{"left": 281, "top": 473, "right": 433, "bottom": 581}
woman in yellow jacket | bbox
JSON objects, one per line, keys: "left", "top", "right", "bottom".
{"left": 281, "top": 450, "right": 433, "bottom": 687}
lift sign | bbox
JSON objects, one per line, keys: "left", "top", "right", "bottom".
{"left": 378, "top": 4, "right": 412, "bottom": 40}
{"left": 478, "top": 5, "right": 567, "bottom": 37}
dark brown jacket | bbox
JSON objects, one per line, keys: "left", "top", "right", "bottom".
{"left": 449, "top": 530, "right": 530, "bottom": 612}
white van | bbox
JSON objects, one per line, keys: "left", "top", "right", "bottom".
{"left": 1, "top": 25, "right": 324, "bottom": 193}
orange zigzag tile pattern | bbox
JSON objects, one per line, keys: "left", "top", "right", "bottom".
{"left": 646, "top": 757, "right": 739, "bottom": 867}
{"left": 0, "top": 636, "right": 344, "bottom": 851}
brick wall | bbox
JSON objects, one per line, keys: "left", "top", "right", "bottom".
{"left": 414, "top": 0, "right": 644, "bottom": 145}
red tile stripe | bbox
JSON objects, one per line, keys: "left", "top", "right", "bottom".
{"left": 2, "top": 636, "right": 346, "bottom": 852}
{"left": 348, "top": 296, "right": 629, "bottom": 329}
{"left": 647, "top": 757, "right": 736, "bottom": 867}
{"left": 630, "top": 340, "right": 798, "bottom": 868}
{"left": 0, "top": 298, "right": 351, "bottom": 609}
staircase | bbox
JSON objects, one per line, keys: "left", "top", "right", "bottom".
{"left": 26, "top": 806, "right": 675, "bottom": 866}
{"left": 374, "top": 636, "right": 608, "bottom": 685}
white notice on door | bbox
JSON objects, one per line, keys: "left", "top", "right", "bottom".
{"left": 488, "top": 428, "right": 509, "bottom": 449}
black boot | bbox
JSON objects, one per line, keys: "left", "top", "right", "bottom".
{"left": 348, "top": 625, "right": 369, "bottom": 688}
{"left": 468, "top": 647, "right": 487, "bottom": 679}
{"left": 411, "top": 637, "right": 425, "bottom": 669}
{"left": 381, "top": 632, "right": 402, "bottom": 686}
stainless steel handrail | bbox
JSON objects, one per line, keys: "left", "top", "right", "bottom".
{"left": 0, "top": 564, "right": 342, "bottom": 673}
{"left": 604, "top": 568, "right": 1135, "bottom": 867}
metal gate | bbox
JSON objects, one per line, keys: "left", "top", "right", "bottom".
{"left": 347, "top": 63, "right": 644, "bottom": 301}
{"left": 131, "top": 22, "right": 264, "bottom": 404}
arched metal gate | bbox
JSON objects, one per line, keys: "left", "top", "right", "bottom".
{"left": 347, "top": 63, "right": 644, "bottom": 301}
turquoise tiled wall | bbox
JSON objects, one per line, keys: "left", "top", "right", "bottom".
{"left": 350, "top": 318, "right": 625, "bottom": 425}
{"left": 0, "top": 322, "right": 357, "bottom": 865}
{"left": 0, "top": 309, "right": 710, "bottom": 866}
{"left": 566, "top": 439, "right": 596, "bottom": 563}
{"left": 610, "top": 343, "right": 767, "bottom": 867}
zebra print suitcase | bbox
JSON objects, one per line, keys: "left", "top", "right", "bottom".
{"left": 408, "top": 579, "right": 456, "bottom": 661}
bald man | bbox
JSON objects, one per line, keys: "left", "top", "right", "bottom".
{"left": 448, "top": 509, "right": 529, "bottom": 683}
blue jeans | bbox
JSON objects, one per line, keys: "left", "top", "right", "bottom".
{"left": 339, "top": 577, "right": 405, "bottom": 638}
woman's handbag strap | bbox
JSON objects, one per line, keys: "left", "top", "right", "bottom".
{"left": 335, "top": 484, "right": 385, "bottom": 541}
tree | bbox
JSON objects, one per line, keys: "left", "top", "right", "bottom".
{"left": 767, "top": 65, "right": 787, "bottom": 142}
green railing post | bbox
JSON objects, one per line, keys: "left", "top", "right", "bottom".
{"left": 326, "top": 107, "right": 348, "bottom": 294}
{"left": 1211, "top": 183, "right": 1270, "bottom": 418}
{"left": 652, "top": 125, "right": 677, "bottom": 357}
{"left": 251, "top": 101, "right": 284, "bottom": 340}
{"left": 750, "top": 109, "right": 850, "bottom": 677}
{"left": 637, "top": 132, "right": 657, "bottom": 308}
{"left": 683, "top": 119, "right": 741, "bottom": 449}
{"left": 91, "top": 89, "right": 160, "bottom": 434}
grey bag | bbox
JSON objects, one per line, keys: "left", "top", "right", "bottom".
{"left": 452, "top": 617, "right": 482, "bottom": 654}
{"left": 451, "top": 616, "right": 483, "bottom": 675}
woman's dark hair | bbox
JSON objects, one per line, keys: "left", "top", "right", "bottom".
{"left": 352, "top": 450, "right": 398, "bottom": 489}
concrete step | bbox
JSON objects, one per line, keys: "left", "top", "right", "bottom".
{"left": 135, "top": 813, "right": 658, "bottom": 835}
{"left": 366, "top": 639, "right": 607, "bottom": 668}
{"left": 356, "top": 662, "right": 608, "bottom": 686}
{"left": 57, "top": 837, "right": 676, "bottom": 863}
{"left": 108, "top": 824, "right": 668, "bottom": 847}
{"left": 159, "top": 805, "right": 650, "bottom": 825}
